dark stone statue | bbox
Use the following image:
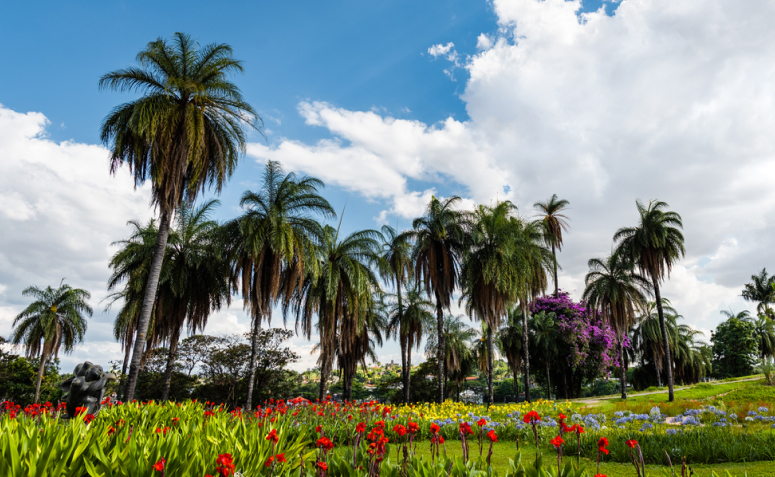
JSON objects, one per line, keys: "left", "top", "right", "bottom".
{"left": 59, "top": 361, "right": 117, "bottom": 418}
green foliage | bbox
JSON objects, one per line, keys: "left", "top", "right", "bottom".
{"left": 712, "top": 317, "right": 758, "bottom": 379}
{"left": 0, "top": 350, "right": 62, "bottom": 405}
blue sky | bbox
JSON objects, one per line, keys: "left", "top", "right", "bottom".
{"left": 2, "top": 0, "right": 772, "bottom": 372}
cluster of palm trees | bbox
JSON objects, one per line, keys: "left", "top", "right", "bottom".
{"left": 582, "top": 200, "right": 686, "bottom": 400}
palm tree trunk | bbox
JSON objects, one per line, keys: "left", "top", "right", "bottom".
{"left": 245, "top": 310, "right": 264, "bottom": 410}
{"left": 118, "top": 343, "right": 131, "bottom": 400}
{"left": 513, "top": 367, "right": 519, "bottom": 402}
{"left": 435, "top": 292, "right": 445, "bottom": 403}
{"left": 397, "top": 280, "right": 410, "bottom": 403}
{"left": 653, "top": 280, "right": 675, "bottom": 401}
{"left": 487, "top": 324, "right": 494, "bottom": 408}
{"left": 619, "top": 338, "right": 627, "bottom": 399}
{"left": 319, "top": 349, "right": 333, "bottom": 401}
{"left": 521, "top": 304, "right": 531, "bottom": 403}
{"left": 457, "top": 381, "right": 461, "bottom": 402}
{"left": 161, "top": 327, "right": 181, "bottom": 401}
{"left": 406, "top": 344, "right": 413, "bottom": 403}
{"left": 124, "top": 210, "right": 171, "bottom": 402}
{"left": 552, "top": 244, "right": 559, "bottom": 297}
{"left": 33, "top": 349, "right": 48, "bottom": 404}
{"left": 545, "top": 360, "right": 551, "bottom": 400}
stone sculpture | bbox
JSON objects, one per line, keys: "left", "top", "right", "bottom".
{"left": 59, "top": 361, "right": 117, "bottom": 418}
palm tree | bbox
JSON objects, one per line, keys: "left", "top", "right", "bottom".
{"left": 742, "top": 268, "right": 775, "bottom": 315}
{"left": 156, "top": 200, "right": 230, "bottom": 400}
{"left": 425, "top": 315, "right": 476, "bottom": 400}
{"left": 386, "top": 283, "right": 434, "bottom": 402}
{"left": 460, "top": 202, "right": 521, "bottom": 407}
{"left": 338, "top": 293, "right": 388, "bottom": 400}
{"left": 582, "top": 252, "right": 651, "bottom": 398}
{"left": 100, "top": 33, "right": 259, "bottom": 401}
{"left": 530, "top": 311, "right": 558, "bottom": 400}
{"left": 512, "top": 218, "right": 553, "bottom": 402}
{"left": 614, "top": 200, "right": 685, "bottom": 402}
{"left": 534, "top": 194, "right": 570, "bottom": 297}
{"left": 630, "top": 299, "right": 679, "bottom": 387}
{"left": 410, "top": 196, "right": 469, "bottom": 402}
{"left": 378, "top": 225, "right": 414, "bottom": 402}
{"left": 284, "top": 224, "right": 381, "bottom": 400}
{"left": 741, "top": 313, "right": 775, "bottom": 360}
{"left": 227, "top": 161, "right": 334, "bottom": 409}
{"left": 497, "top": 308, "right": 523, "bottom": 401}
{"left": 11, "top": 281, "right": 92, "bottom": 403}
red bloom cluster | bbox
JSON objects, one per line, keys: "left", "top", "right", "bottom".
{"left": 215, "top": 453, "right": 235, "bottom": 477}
{"left": 550, "top": 435, "right": 565, "bottom": 449}
{"left": 598, "top": 437, "right": 609, "bottom": 455}
{"left": 459, "top": 422, "right": 474, "bottom": 436}
{"left": 523, "top": 410, "right": 541, "bottom": 424}
{"left": 486, "top": 430, "right": 498, "bottom": 442}
{"left": 316, "top": 436, "right": 334, "bottom": 450}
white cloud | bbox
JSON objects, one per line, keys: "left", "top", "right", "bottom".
{"left": 0, "top": 104, "right": 154, "bottom": 370}
{"left": 246, "top": 0, "right": 775, "bottom": 334}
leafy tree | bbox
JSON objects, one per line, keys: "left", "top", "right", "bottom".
{"left": 534, "top": 194, "right": 570, "bottom": 297}
{"left": 410, "top": 196, "right": 469, "bottom": 402}
{"left": 11, "top": 281, "right": 91, "bottom": 403}
{"left": 0, "top": 338, "right": 62, "bottom": 405}
{"left": 582, "top": 252, "right": 650, "bottom": 398}
{"left": 425, "top": 315, "right": 476, "bottom": 401}
{"left": 337, "top": 293, "right": 387, "bottom": 400}
{"left": 615, "top": 200, "right": 685, "bottom": 402}
{"left": 100, "top": 33, "right": 258, "bottom": 401}
{"left": 711, "top": 316, "right": 758, "bottom": 379}
{"left": 742, "top": 268, "right": 775, "bottom": 315}
{"left": 630, "top": 300, "right": 678, "bottom": 387}
{"left": 378, "top": 225, "right": 414, "bottom": 402}
{"left": 226, "top": 160, "right": 334, "bottom": 409}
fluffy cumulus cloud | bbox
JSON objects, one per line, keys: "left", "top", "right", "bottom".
{"left": 248, "top": 0, "right": 775, "bottom": 335}
{"left": 0, "top": 105, "right": 154, "bottom": 370}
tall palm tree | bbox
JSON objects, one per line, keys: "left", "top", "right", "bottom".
{"left": 512, "top": 218, "right": 553, "bottom": 402}
{"left": 614, "top": 200, "right": 685, "bottom": 402}
{"left": 497, "top": 308, "right": 523, "bottom": 401}
{"left": 410, "top": 196, "right": 469, "bottom": 402}
{"left": 386, "top": 283, "right": 434, "bottom": 402}
{"left": 425, "top": 315, "right": 476, "bottom": 400}
{"left": 742, "top": 268, "right": 775, "bottom": 315}
{"left": 156, "top": 200, "right": 230, "bottom": 400}
{"left": 741, "top": 313, "right": 775, "bottom": 360}
{"left": 11, "top": 281, "right": 92, "bottom": 403}
{"left": 460, "top": 202, "right": 521, "bottom": 407}
{"left": 100, "top": 33, "right": 259, "bottom": 401}
{"left": 534, "top": 194, "right": 570, "bottom": 297}
{"left": 227, "top": 161, "right": 334, "bottom": 409}
{"left": 582, "top": 252, "right": 651, "bottom": 398}
{"left": 530, "top": 311, "right": 558, "bottom": 400}
{"left": 284, "top": 224, "right": 381, "bottom": 400}
{"left": 378, "top": 225, "right": 414, "bottom": 402}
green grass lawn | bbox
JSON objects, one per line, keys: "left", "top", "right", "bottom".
{"left": 402, "top": 441, "right": 775, "bottom": 477}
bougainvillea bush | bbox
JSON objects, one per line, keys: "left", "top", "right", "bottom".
{"left": 531, "top": 292, "right": 620, "bottom": 398}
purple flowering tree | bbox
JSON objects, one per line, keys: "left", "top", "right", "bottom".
{"left": 531, "top": 292, "right": 619, "bottom": 398}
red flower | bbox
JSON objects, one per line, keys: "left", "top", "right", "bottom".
{"left": 459, "top": 422, "right": 474, "bottom": 436}
{"left": 107, "top": 426, "right": 116, "bottom": 436}
{"left": 356, "top": 422, "right": 366, "bottom": 433}
{"left": 317, "top": 462, "right": 328, "bottom": 471}
{"left": 276, "top": 453, "right": 287, "bottom": 463}
{"left": 522, "top": 410, "right": 541, "bottom": 424}
{"left": 215, "top": 453, "right": 235, "bottom": 477}
{"left": 550, "top": 436, "right": 565, "bottom": 449}
{"left": 575, "top": 425, "right": 585, "bottom": 434}
{"left": 393, "top": 424, "right": 407, "bottom": 436}
{"left": 430, "top": 423, "right": 440, "bottom": 434}
{"left": 152, "top": 458, "right": 165, "bottom": 472}
{"left": 598, "top": 436, "right": 610, "bottom": 455}
{"left": 594, "top": 474, "right": 607, "bottom": 477}
{"left": 264, "top": 456, "right": 274, "bottom": 467}
{"left": 439, "top": 436, "right": 445, "bottom": 444}
{"left": 487, "top": 430, "right": 498, "bottom": 442}
{"left": 83, "top": 414, "right": 95, "bottom": 424}
{"left": 558, "top": 413, "right": 566, "bottom": 420}
{"left": 408, "top": 422, "right": 419, "bottom": 434}
{"left": 625, "top": 439, "right": 638, "bottom": 449}
{"left": 266, "top": 429, "right": 279, "bottom": 443}
{"left": 316, "top": 436, "right": 334, "bottom": 450}
{"left": 315, "top": 425, "right": 322, "bottom": 433}
{"left": 171, "top": 417, "right": 179, "bottom": 425}
{"left": 477, "top": 418, "right": 487, "bottom": 427}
